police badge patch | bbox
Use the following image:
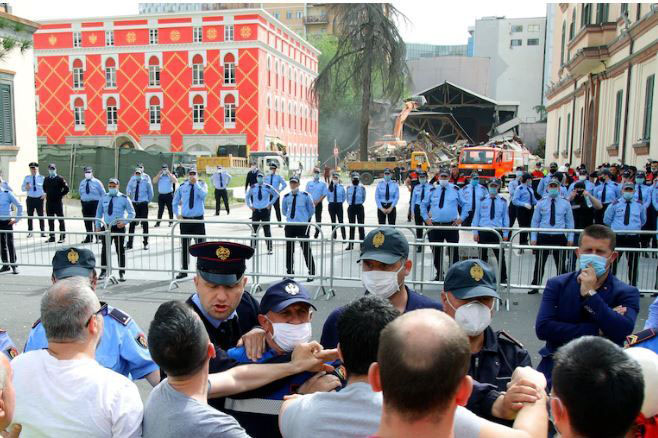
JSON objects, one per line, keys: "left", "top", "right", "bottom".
{"left": 285, "top": 282, "right": 300, "bottom": 295}
{"left": 136, "top": 333, "right": 148, "bottom": 349}
{"left": 67, "top": 249, "right": 79, "bottom": 264}
{"left": 6, "top": 347, "right": 17, "bottom": 359}
{"left": 470, "top": 263, "right": 484, "bottom": 282}
{"left": 372, "top": 232, "right": 385, "bottom": 248}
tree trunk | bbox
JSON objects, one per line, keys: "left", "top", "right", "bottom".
{"left": 359, "top": 20, "right": 373, "bottom": 161}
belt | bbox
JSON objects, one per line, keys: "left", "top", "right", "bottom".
{"left": 432, "top": 221, "right": 454, "bottom": 226}
{"left": 224, "top": 398, "right": 283, "bottom": 416}
{"left": 182, "top": 215, "right": 204, "bottom": 220}
{"left": 134, "top": 201, "right": 148, "bottom": 205}
{"left": 381, "top": 202, "right": 392, "bottom": 208}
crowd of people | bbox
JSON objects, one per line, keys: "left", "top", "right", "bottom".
{"left": 0, "top": 222, "right": 657, "bottom": 437}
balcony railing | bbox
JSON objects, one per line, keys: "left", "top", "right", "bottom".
{"left": 304, "top": 14, "right": 328, "bottom": 24}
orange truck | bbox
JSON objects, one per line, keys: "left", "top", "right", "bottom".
{"left": 457, "top": 145, "right": 530, "bottom": 187}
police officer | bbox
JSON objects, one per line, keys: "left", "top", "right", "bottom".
{"left": 126, "top": 167, "right": 153, "bottom": 251}
{"left": 306, "top": 167, "right": 328, "bottom": 238}
{"left": 211, "top": 165, "right": 232, "bottom": 216}
{"left": 460, "top": 171, "right": 487, "bottom": 227}
{"left": 43, "top": 163, "right": 69, "bottom": 243}
{"left": 512, "top": 173, "right": 537, "bottom": 247}
{"left": 537, "top": 162, "right": 559, "bottom": 198}
{"left": 282, "top": 176, "right": 316, "bottom": 282}
{"left": 0, "top": 329, "right": 17, "bottom": 360}
{"left": 535, "top": 224, "right": 640, "bottom": 386}
{"left": 153, "top": 164, "right": 178, "bottom": 227}
{"left": 173, "top": 167, "right": 207, "bottom": 279}
{"left": 78, "top": 166, "right": 105, "bottom": 244}
{"left": 441, "top": 259, "right": 531, "bottom": 392}
{"left": 246, "top": 171, "right": 278, "bottom": 254}
{"left": 625, "top": 296, "right": 658, "bottom": 353}
{"left": 95, "top": 178, "right": 135, "bottom": 281}
{"left": 0, "top": 184, "right": 21, "bottom": 274}
{"left": 472, "top": 179, "right": 509, "bottom": 284}
{"left": 422, "top": 168, "right": 466, "bottom": 280}
{"left": 507, "top": 166, "right": 523, "bottom": 227}
{"left": 136, "top": 162, "right": 152, "bottom": 183}
{"left": 405, "top": 165, "right": 421, "bottom": 221}
{"left": 604, "top": 183, "right": 646, "bottom": 286}
{"left": 266, "top": 163, "right": 286, "bottom": 224}
{"left": 593, "top": 169, "right": 620, "bottom": 224}
{"left": 327, "top": 171, "right": 346, "bottom": 240}
{"left": 529, "top": 178, "right": 575, "bottom": 294}
{"left": 345, "top": 172, "right": 366, "bottom": 250}
{"left": 21, "top": 162, "right": 45, "bottom": 238}
{"left": 567, "top": 168, "right": 596, "bottom": 194}
{"left": 24, "top": 247, "right": 160, "bottom": 385}
{"left": 410, "top": 171, "right": 432, "bottom": 250}
{"left": 375, "top": 168, "right": 399, "bottom": 225}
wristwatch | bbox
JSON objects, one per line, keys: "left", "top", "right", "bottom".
{"left": 584, "top": 289, "right": 597, "bottom": 298}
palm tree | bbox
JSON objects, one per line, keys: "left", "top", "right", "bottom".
{"left": 312, "top": 4, "right": 408, "bottom": 160}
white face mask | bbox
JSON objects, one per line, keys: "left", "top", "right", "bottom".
{"left": 439, "top": 179, "right": 449, "bottom": 187}
{"left": 578, "top": 175, "right": 586, "bottom": 181}
{"left": 84, "top": 173, "right": 92, "bottom": 180}
{"left": 361, "top": 262, "right": 404, "bottom": 299}
{"left": 446, "top": 296, "right": 492, "bottom": 337}
{"left": 270, "top": 322, "right": 312, "bottom": 352}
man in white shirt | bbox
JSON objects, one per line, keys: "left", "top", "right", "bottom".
{"left": 10, "top": 277, "right": 143, "bottom": 438}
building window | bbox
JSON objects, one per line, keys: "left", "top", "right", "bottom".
{"left": 274, "top": 12, "right": 280, "bottom": 19}
{"left": 267, "top": 96, "right": 271, "bottom": 126}
{"left": 565, "top": 113, "right": 571, "bottom": 156}
{"left": 224, "top": 94, "right": 236, "bottom": 125}
{"left": 72, "top": 59, "right": 84, "bottom": 89}
{"left": 560, "top": 21, "right": 566, "bottom": 65}
{"left": 0, "top": 83, "right": 14, "bottom": 145}
{"left": 296, "top": 11, "right": 303, "bottom": 19}
{"left": 643, "top": 75, "right": 654, "bottom": 141}
{"left": 614, "top": 90, "right": 623, "bottom": 145}
{"left": 193, "top": 94, "right": 204, "bottom": 126}
{"left": 73, "top": 31, "right": 82, "bottom": 48}
{"left": 527, "top": 39, "right": 539, "bottom": 46}
{"left": 267, "top": 56, "right": 271, "bottom": 86}
{"left": 510, "top": 39, "right": 522, "bottom": 47}
{"left": 106, "top": 97, "right": 118, "bottom": 129}
{"left": 581, "top": 3, "right": 592, "bottom": 27}
{"left": 511, "top": 24, "right": 523, "bottom": 33}
{"left": 193, "top": 26, "right": 202, "bottom": 43}
{"left": 621, "top": 3, "right": 629, "bottom": 18}
{"left": 105, "top": 30, "right": 114, "bottom": 47}
{"left": 224, "top": 53, "right": 236, "bottom": 85}
{"left": 105, "top": 58, "right": 116, "bottom": 88}
{"left": 527, "top": 24, "right": 540, "bottom": 32}
{"left": 288, "top": 65, "right": 292, "bottom": 92}
{"left": 579, "top": 107, "right": 584, "bottom": 149}
{"left": 149, "top": 28, "right": 158, "bottom": 45}
{"left": 74, "top": 98, "right": 85, "bottom": 128}
{"left": 569, "top": 9, "right": 576, "bottom": 40}
{"left": 224, "top": 24, "right": 234, "bottom": 41}
{"left": 192, "top": 54, "right": 204, "bottom": 86}
{"left": 557, "top": 117, "right": 562, "bottom": 155}
{"left": 148, "top": 56, "right": 160, "bottom": 87}
{"left": 595, "top": 3, "right": 609, "bottom": 24}
{"left": 286, "top": 11, "right": 292, "bottom": 19}
{"left": 149, "top": 96, "right": 161, "bottom": 128}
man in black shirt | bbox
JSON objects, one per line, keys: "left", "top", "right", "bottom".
{"left": 566, "top": 181, "right": 602, "bottom": 270}
{"left": 245, "top": 162, "right": 259, "bottom": 191}
{"left": 42, "top": 163, "right": 69, "bottom": 243}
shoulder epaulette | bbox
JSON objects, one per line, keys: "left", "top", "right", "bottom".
{"left": 625, "top": 328, "right": 656, "bottom": 348}
{"left": 498, "top": 330, "right": 524, "bottom": 348}
{"left": 108, "top": 307, "right": 131, "bottom": 326}
{"left": 284, "top": 192, "right": 291, "bottom": 197}
{"left": 32, "top": 318, "right": 41, "bottom": 329}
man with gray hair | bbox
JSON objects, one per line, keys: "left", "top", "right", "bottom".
{"left": 10, "top": 277, "right": 143, "bottom": 437}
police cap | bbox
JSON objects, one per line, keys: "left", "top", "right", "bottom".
{"left": 290, "top": 175, "right": 300, "bottom": 183}
{"left": 573, "top": 181, "right": 586, "bottom": 190}
{"left": 188, "top": 167, "right": 198, "bottom": 175}
{"left": 189, "top": 241, "right": 254, "bottom": 286}
{"left": 351, "top": 172, "right": 360, "bottom": 180}
{"left": 52, "top": 247, "right": 96, "bottom": 280}
{"left": 259, "top": 279, "right": 316, "bottom": 315}
{"left": 470, "top": 171, "right": 479, "bottom": 178}
{"left": 270, "top": 162, "right": 279, "bottom": 169}
{"left": 84, "top": 166, "right": 93, "bottom": 173}
{"left": 488, "top": 179, "right": 501, "bottom": 187}
{"left": 108, "top": 178, "right": 119, "bottom": 185}
{"left": 444, "top": 259, "right": 499, "bottom": 300}
{"left": 358, "top": 227, "right": 409, "bottom": 265}
{"left": 547, "top": 178, "right": 560, "bottom": 187}
{"left": 162, "top": 163, "right": 168, "bottom": 169}
{"left": 28, "top": 162, "right": 38, "bottom": 168}
{"left": 439, "top": 168, "right": 450, "bottom": 176}
{"left": 622, "top": 182, "right": 635, "bottom": 191}
{"left": 48, "top": 163, "right": 56, "bottom": 170}
{"left": 383, "top": 168, "right": 391, "bottom": 174}
{"left": 134, "top": 168, "right": 142, "bottom": 174}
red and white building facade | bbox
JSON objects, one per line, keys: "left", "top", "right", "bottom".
{"left": 33, "top": 9, "right": 319, "bottom": 169}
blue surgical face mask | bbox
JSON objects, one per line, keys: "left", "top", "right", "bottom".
{"left": 488, "top": 187, "right": 498, "bottom": 195}
{"left": 516, "top": 171, "right": 523, "bottom": 178}
{"left": 471, "top": 178, "right": 479, "bottom": 186}
{"left": 622, "top": 191, "right": 634, "bottom": 201}
{"left": 637, "top": 178, "right": 645, "bottom": 184}
{"left": 579, "top": 253, "right": 608, "bottom": 277}
{"left": 384, "top": 175, "right": 391, "bottom": 181}
{"left": 48, "top": 170, "right": 56, "bottom": 176}
{"left": 108, "top": 188, "right": 118, "bottom": 196}
{"left": 548, "top": 188, "right": 559, "bottom": 198}
{"left": 419, "top": 178, "right": 427, "bottom": 184}
{"left": 313, "top": 173, "right": 320, "bottom": 180}
{"left": 257, "top": 176, "right": 264, "bottom": 183}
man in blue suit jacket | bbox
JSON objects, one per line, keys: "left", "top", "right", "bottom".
{"left": 535, "top": 224, "right": 640, "bottom": 387}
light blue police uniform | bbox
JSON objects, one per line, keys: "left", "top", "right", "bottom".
{"left": 306, "top": 180, "right": 329, "bottom": 203}
{"left": 95, "top": 192, "right": 135, "bottom": 228}
{"left": 512, "top": 183, "right": 537, "bottom": 208}
{"left": 157, "top": 173, "right": 175, "bottom": 194}
{"left": 0, "top": 330, "right": 17, "bottom": 360}
{"left": 24, "top": 305, "right": 158, "bottom": 379}
{"left": 173, "top": 181, "right": 208, "bottom": 217}
{"left": 126, "top": 176, "right": 154, "bottom": 203}
{"left": 567, "top": 179, "right": 596, "bottom": 195}
{"left": 537, "top": 173, "right": 558, "bottom": 197}
{"left": 78, "top": 177, "right": 106, "bottom": 202}
{"left": 265, "top": 173, "right": 286, "bottom": 193}
{"left": 420, "top": 183, "right": 466, "bottom": 223}
{"left": 0, "top": 190, "right": 22, "bottom": 221}
{"left": 508, "top": 178, "right": 520, "bottom": 200}
{"left": 460, "top": 183, "right": 488, "bottom": 217}
{"left": 327, "top": 184, "right": 346, "bottom": 203}
{"left": 282, "top": 190, "right": 314, "bottom": 222}
{"left": 22, "top": 174, "right": 44, "bottom": 198}
{"left": 603, "top": 199, "right": 647, "bottom": 231}
{"left": 593, "top": 181, "right": 620, "bottom": 203}
{"left": 246, "top": 183, "right": 278, "bottom": 209}
{"left": 473, "top": 195, "right": 510, "bottom": 238}
{"left": 374, "top": 180, "right": 400, "bottom": 208}
{"left": 346, "top": 184, "right": 366, "bottom": 205}
{"left": 412, "top": 182, "right": 433, "bottom": 207}
{"left": 211, "top": 171, "right": 232, "bottom": 190}
{"left": 530, "top": 197, "right": 575, "bottom": 242}
{"left": 634, "top": 183, "right": 653, "bottom": 210}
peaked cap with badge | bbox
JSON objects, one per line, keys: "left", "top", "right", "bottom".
{"left": 443, "top": 259, "right": 500, "bottom": 300}
{"left": 259, "top": 278, "right": 316, "bottom": 315}
{"left": 52, "top": 247, "right": 96, "bottom": 279}
{"left": 358, "top": 227, "right": 409, "bottom": 264}
{"left": 189, "top": 241, "right": 254, "bottom": 286}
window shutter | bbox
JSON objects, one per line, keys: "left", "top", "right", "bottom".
{"left": 0, "top": 84, "right": 13, "bottom": 145}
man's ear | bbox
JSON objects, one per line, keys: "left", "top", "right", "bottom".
{"left": 258, "top": 314, "right": 272, "bottom": 334}
{"left": 208, "top": 342, "right": 216, "bottom": 360}
{"left": 455, "top": 375, "right": 473, "bottom": 407}
{"left": 609, "top": 250, "right": 619, "bottom": 264}
{"left": 404, "top": 259, "right": 412, "bottom": 275}
{"left": 368, "top": 362, "right": 382, "bottom": 392}
{"left": 575, "top": 248, "right": 581, "bottom": 258}
{"left": 242, "top": 276, "right": 248, "bottom": 289}
{"left": 194, "top": 275, "right": 200, "bottom": 289}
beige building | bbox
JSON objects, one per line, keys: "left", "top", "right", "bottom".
{"left": 545, "top": 3, "right": 658, "bottom": 169}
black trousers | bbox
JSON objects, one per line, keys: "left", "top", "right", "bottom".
{"left": 0, "top": 220, "right": 16, "bottom": 265}
{"left": 613, "top": 234, "right": 640, "bottom": 286}
{"left": 312, "top": 203, "right": 323, "bottom": 237}
{"left": 328, "top": 202, "right": 345, "bottom": 240}
{"left": 413, "top": 205, "right": 424, "bottom": 239}
{"left": 516, "top": 206, "right": 534, "bottom": 245}
{"left": 377, "top": 203, "right": 396, "bottom": 225}
{"left": 479, "top": 230, "right": 507, "bottom": 283}
{"left": 26, "top": 196, "right": 44, "bottom": 232}
{"left": 46, "top": 201, "right": 65, "bottom": 239}
{"left": 81, "top": 200, "right": 99, "bottom": 235}
{"left": 251, "top": 208, "right": 272, "bottom": 251}
{"left": 531, "top": 234, "right": 568, "bottom": 285}
{"left": 156, "top": 193, "right": 174, "bottom": 225}
{"left": 508, "top": 203, "right": 518, "bottom": 227}
{"left": 271, "top": 196, "right": 281, "bottom": 222}
{"left": 180, "top": 217, "right": 206, "bottom": 270}
{"left": 642, "top": 205, "right": 657, "bottom": 248}
{"left": 100, "top": 225, "right": 125, "bottom": 275}
{"left": 463, "top": 210, "right": 474, "bottom": 227}
{"left": 594, "top": 204, "right": 610, "bottom": 224}
{"left": 128, "top": 202, "right": 149, "bottom": 246}
{"left": 284, "top": 224, "right": 315, "bottom": 276}
{"left": 428, "top": 224, "right": 460, "bottom": 279}
{"left": 215, "top": 189, "right": 230, "bottom": 215}
{"left": 347, "top": 204, "right": 365, "bottom": 241}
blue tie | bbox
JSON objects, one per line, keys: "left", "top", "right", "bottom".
{"left": 108, "top": 197, "right": 114, "bottom": 216}
{"left": 189, "top": 184, "right": 195, "bottom": 209}
{"left": 135, "top": 180, "right": 140, "bottom": 202}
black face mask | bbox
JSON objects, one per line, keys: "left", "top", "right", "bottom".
{"left": 352, "top": 179, "right": 359, "bottom": 185}
{"left": 575, "top": 191, "right": 584, "bottom": 197}
{"left": 550, "top": 168, "right": 557, "bottom": 174}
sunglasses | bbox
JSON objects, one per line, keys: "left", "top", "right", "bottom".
{"left": 85, "top": 303, "right": 109, "bottom": 327}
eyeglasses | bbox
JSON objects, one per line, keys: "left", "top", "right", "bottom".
{"left": 85, "top": 303, "right": 108, "bottom": 327}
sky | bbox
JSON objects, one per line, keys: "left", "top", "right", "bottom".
{"left": 11, "top": 0, "right": 548, "bottom": 46}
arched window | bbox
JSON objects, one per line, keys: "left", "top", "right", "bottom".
{"left": 105, "top": 57, "right": 116, "bottom": 88}
{"left": 275, "top": 97, "right": 279, "bottom": 127}
{"left": 106, "top": 96, "right": 117, "bottom": 127}
{"left": 73, "top": 98, "right": 85, "bottom": 127}
{"left": 224, "top": 93, "right": 236, "bottom": 125}
{"left": 148, "top": 56, "right": 160, "bottom": 87}
{"left": 149, "top": 96, "right": 161, "bottom": 127}
{"left": 192, "top": 54, "right": 204, "bottom": 86}
{"left": 288, "top": 102, "right": 292, "bottom": 128}
{"left": 288, "top": 65, "right": 291, "bottom": 94}
{"left": 267, "top": 56, "right": 271, "bottom": 87}
{"left": 72, "top": 58, "right": 84, "bottom": 89}
{"left": 267, "top": 96, "right": 271, "bottom": 126}
{"left": 192, "top": 94, "right": 204, "bottom": 125}
{"left": 275, "top": 59, "right": 279, "bottom": 90}
{"left": 224, "top": 53, "right": 236, "bottom": 85}
{"left": 560, "top": 20, "right": 566, "bottom": 65}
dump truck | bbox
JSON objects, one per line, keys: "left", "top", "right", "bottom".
{"left": 346, "top": 150, "right": 429, "bottom": 185}
{"left": 456, "top": 135, "right": 530, "bottom": 186}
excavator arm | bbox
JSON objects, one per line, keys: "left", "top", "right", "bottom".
{"left": 393, "top": 100, "right": 418, "bottom": 140}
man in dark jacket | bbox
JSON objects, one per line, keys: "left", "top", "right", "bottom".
{"left": 42, "top": 163, "right": 69, "bottom": 243}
